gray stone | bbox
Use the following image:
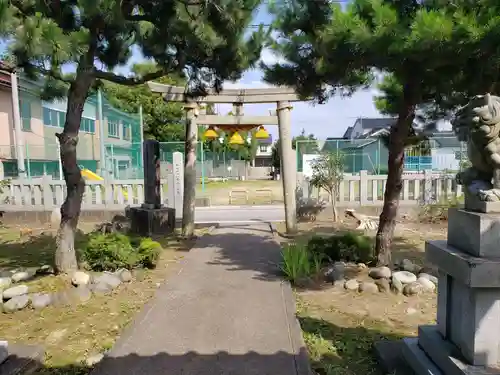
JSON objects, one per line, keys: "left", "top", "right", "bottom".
{"left": 142, "top": 139, "right": 162, "bottom": 209}
{"left": 417, "top": 277, "right": 436, "bottom": 292}
{"left": 418, "top": 273, "right": 438, "bottom": 286}
{"left": 369, "top": 266, "right": 392, "bottom": 279}
{"left": 94, "top": 273, "right": 122, "bottom": 289}
{"left": 72, "top": 285, "right": 92, "bottom": 303}
{"left": 31, "top": 293, "right": 52, "bottom": 309}
{"left": 391, "top": 276, "right": 404, "bottom": 295}
{"left": 2, "top": 285, "right": 28, "bottom": 299}
{"left": 116, "top": 269, "right": 132, "bottom": 283}
{"left": 0, "top": 270, "right": 13, "bottom": 278}
{"left": 464, "top": 196, "right": 500, "bottom": 213}
{"left": 426, "top": 240, "right": 500, "bottom": 288}
{"left": 37, "top": 265, "right": 55, "bottom": 275}
{"left": 401, "top": 337, "right": 442, "bottom": 375}
{"left": 91, "top": 282, "right": 113, "bottom": 296}
{"left": 129, "top": 206, "right": 175, "bottom": 237}
{"left": 71, "top": 271, "right": 90, "bottom": 286}
{"left": 3, "top": 295, "right": 30, "bottom": 312}
{"left": 86, "top": 353, "right": 104, "bottom": 367}
{"left": 324, "top": 262, "right": 345, "bottom": 284}
{"left": 448, "top": 208, "right": 500, "bottom": 257}
{"left": 0, "top": 277, "right": 12, "bottom": 290}
{"left": 392, "top": 271, "right": 417, "bottom": 285}
{"left": 403, "top": 282, "right": 423, "bottom": 297}
{"left": 344, "top": 279, "right": 359, "bottom": 291}
{"left": 11, "top": 271, "right": 32, "bottom": 283}
{"left": 374, "top": 340, "right": 413, "bottom": 375}
{"left": 0, "top": 341, "right": 7, "bottom": 365}
{"left": 359, "top": 281, "right": 379, "bottom": 293}
{"left": 52, "top": 290, "right": 74, "bottom": 307}
{"left": 357, "top": 263, "right": 368, "bottom": 270}
{"left": 375, "top": 278, "right": 391, "bottom": 293}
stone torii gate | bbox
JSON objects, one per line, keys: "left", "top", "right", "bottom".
{"left": 147, "top": 82, "right": 303, "bottom": 235}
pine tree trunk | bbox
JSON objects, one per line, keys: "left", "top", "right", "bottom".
{"left": 375, "top": 84, "right": 417, "bottom": 267}
{"left": 55, "top": 72, "right": 93, "bottom": 274}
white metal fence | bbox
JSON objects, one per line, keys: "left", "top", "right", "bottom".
{"left": 0, "top": 170, "right": 461, "bottom": 211}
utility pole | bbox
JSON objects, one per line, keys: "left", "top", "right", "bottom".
{"left": 11, "top": 72, "right": 26, "bottom": 178}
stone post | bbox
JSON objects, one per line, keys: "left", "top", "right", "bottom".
{"left": 172, "top": 151, "right": 184, "bottom": 220}
{"left": 142, "top": 139, "right": 161, "bottom": 209}
{"left": 277, "top": 101, "right": 297, "bottom": 234}
{"left": 182, "top": 103, "right": 198, "bottom": 237}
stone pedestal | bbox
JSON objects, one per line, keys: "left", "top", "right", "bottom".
{"left": 129, "top": 206, "right": 175, "bottom": 237}
{"left": 376, "top": 205, "right": 500, "bottom": 375}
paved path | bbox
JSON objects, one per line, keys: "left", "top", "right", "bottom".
{"left": 195, "top": 205, "right": 285, "bottom": 224}
{"left": 92, "top": 224, "right": 311, "bottom": 375}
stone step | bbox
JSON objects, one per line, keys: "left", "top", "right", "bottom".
{"left": 0, "top": 344, "right": 44, "bottom": 375}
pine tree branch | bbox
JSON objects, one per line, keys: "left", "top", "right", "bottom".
{"left": 93, "top": 69, "right": 167, "bottom": 85}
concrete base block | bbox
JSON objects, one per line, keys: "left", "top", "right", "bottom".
{"left": 448, "top": 208, "right": 500, "bottom": 257}
{"left": 0, "top": 342, "right": 7, "bottom": 365}
{"left": 0, "top": 343, "right": 44, "bottom": 375}
{"left": 465, "top": 196, "right": 500, "bottom": 214}
{"left": 373, "top": 340, "right": 415, "bottom": 375}
{"left": 401, "top": 338, "right": 442, "bottom": 375}
{"left": 129, "top": 206, "right": 175, "bottom": 237}
{"left": 426, "top": 241, "right": 500, "bottom": 288}
{"left": 418, "top": 326, "right": 500, "bottom": 375}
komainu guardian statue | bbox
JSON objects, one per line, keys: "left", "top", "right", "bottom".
{"left": 452, "top": 94, "right": 500, "bottom": 201}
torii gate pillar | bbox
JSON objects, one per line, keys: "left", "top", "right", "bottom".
{"left": 277, "top": 101, "right": 297, "bottom": 234}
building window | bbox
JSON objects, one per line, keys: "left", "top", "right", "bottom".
{"left": 81, "top": 118, "right": 95, "bottom": 133}
{"left": 43, "top": 107, "right": 66, "bottom": 128}
{"left": 108, "top": 118, "right": 119, "bottom": 138}
{"left": 122, "top": 122, "right": 131, "bottom": 141}
{"left": 259, "top": 145, "right": 268, "bottom": 153}
{"left": 59, "top": 112, "right": 66, "bottom": 128}
{"left": 19, "top": 99, "right": 31, "bottom": 131}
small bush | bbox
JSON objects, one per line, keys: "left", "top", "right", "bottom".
{"left": 80, "top": 233, "right": 162, "bottom": 271}
{"left": 419, "top": 195, "right": 464, "bottom": 223}
{"left": 280, "top": 242, "right": 324, "bottom": 284}
{"left": 307, "top": 232, "right": 374, "bottom": 264}
{"left": 137, "top": 238, "right": 162, "bottom": 269}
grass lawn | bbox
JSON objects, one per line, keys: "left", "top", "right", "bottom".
{"left": 278, "top": 215, "right": 445, "bottom": 375}
{"left": 0, "top": 225, "right": 201, "bottom": 374}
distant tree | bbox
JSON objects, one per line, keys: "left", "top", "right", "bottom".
{"left": 309, "top": 152, "right": 344, "bottom": 222}
{"left": 271, "top": 131, "right": 319, "bottom": 173}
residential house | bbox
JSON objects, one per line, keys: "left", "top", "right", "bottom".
{"left": 0, "top": 67, "right": 141, "bottom": 178}
{"left": 253, "top": 135, "right": 273, "bottom": 167}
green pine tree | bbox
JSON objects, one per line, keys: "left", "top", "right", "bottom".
{"left": 0, "top": 0, "right": 265, "bottom": 273}
{"left": 264, "top": 0, "right": 497, "bottom": 266}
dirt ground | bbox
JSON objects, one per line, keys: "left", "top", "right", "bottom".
{"left": 277, "top": 214, "right": 447, "bottom": 375}
{"left": 197, "top": 179, "right": 284, "bottom": 205}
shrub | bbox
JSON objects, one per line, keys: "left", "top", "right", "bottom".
{"left": 137, "top": 238, "right": 162, "bottom": 269}
{"left": 419, "top": 195, "right": 464, "bottom": 223}
{"left": 307, "top": 232, "right": 374, "bottom": 264}
{"left": 280, "top": 242, "right": 324, "bottom": 284}
{"left": 80, "top": 233, "right": 162, "bottom": 271}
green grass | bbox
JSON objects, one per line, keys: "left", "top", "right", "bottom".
{"left": 296, "top": 298, "right": 406, "bottom": 375}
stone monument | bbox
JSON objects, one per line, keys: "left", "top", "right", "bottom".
{"left": 129, "top": 140, "right": 175, "bottom": 236}
{"left": 376, "top": 94, "right": 500, "bottom": 375}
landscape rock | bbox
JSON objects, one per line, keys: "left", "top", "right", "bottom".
{"left": 11, "top": 271, "right": 32, "bottom": 283}
{"left": 72, "top": 286, "right": 92, "bottom": 303}
{"left": 403, "top": 282, "right": 423, "bottom": 297}
{"left": 37, "top": 265, "right": 55, "bottom": 275}
{"left": 344, "top": 279, "right": 359, "bottom": 291}
{"left": 31, "top": 293, "right": 52, "bottom": 309}
{"left": 359, "top": 281, "right": 379, "bottom": 293}
{"left": 392, "top": 271, "right": 417, "bottom": 285}
{"left": 368, "top": 266, "right": 391, "bottom": 279}
{"left": 86, "top": 353, "right": 104, "bottom": 367}
{"left": 0, "top": 277, "right": 12, "bottom": 291}
{"left": 91, "top": 282, "right": 113, "bottom": 296}
{"left": 399, "top": 259, "right": 422, "bottom": 274}
{"left": 3, "top": 295, "right": 30, "bottom": 312}
{"left": 417, "top": 277, "right": 436, "bottom": 292}
{"left": 324, "top": 262, "right": 345, "bottom": 284}
{"left": 406, "top": 307, "right": 418, "bottom": 315}
{"left": 2, "top": 285, "right": 28, "bottom": 300}
{"left": 418, "top": 273, "right": 438, "bottom": 286}
{"left": 71, "top": 271, "right": 90, "bottom": 286}
{"left": 375, "top": 278, "right": 390, "bottom": 293}
{"left": 116, "top": 269, "right": 132, "bottom": 283}
{"left": 391, "top": 276, "right": 404, "bottom": 295}
{"left": 52, "top": 290, "right": 74, "bottom": 307}
{"left": 94, "top": 273, "right": 122, "bottom": 289}
{"left": 357, "top": 263, "right": 367, "bottom": 270}
{"left": 0, "top": 271, "right": 13, "bottom": 278}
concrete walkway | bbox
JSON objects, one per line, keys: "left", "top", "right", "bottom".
{"left": 92, "top": 223, "right": 311, "bottom": 375}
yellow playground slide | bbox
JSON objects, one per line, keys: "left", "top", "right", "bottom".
{"left": 81, "top": 169, "right": 129, "bottom": 200}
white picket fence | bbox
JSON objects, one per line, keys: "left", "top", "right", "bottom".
{"left": 0, "top": 170, "right": 461, "bottom": 211}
